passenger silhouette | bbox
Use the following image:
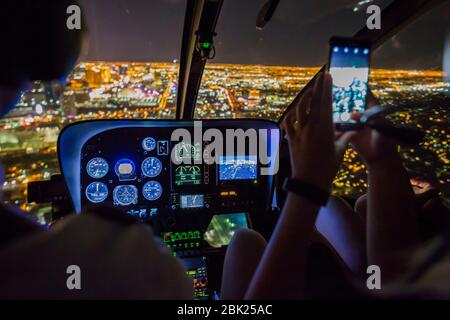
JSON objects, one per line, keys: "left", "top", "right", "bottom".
{"left": 0, "top": 1, "right": 192, "bottom": 299}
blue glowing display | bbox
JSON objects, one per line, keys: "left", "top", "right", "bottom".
{"left": 113, "top": 185, "right": 138, "bottom": 206}
{"left": 219, "top": 156, "right": 257, "bottom": 180}
{"left": 127, "top": 208, "right": 150, "bottom": 219}
{"left": 86, "top": 157, "right": 109, "bottom": 179}
{"left": 141, "top": 157, "right": 162, "bottom": 178}
{"left": 114, "top": 159, "right": 136, "bottom": 181}
{"left": 85, "top": 182, "right": 108, "bottom": 203}
{"left": 142, "top": 181, "right": 163, "bottom": 201}
{"left": 58, "top": 120, "right": 279, "bottom": 213}
{"left": 180, "top": 194, "right": 204, "bottom": 209}
{"left": 142, "top": 137, "right": 157, "bottom": 152}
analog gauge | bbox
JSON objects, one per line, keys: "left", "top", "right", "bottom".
{"left": 142, "top": 137, "right": 157, "bottom": 152}
{"left": 85, "top": 182, "right": 108, "bottom": 203}
{"left": 142, "top": 181, "right": 163, "bottom": 201}
{"left": 86, "top": 157, "right": 109, "bottom": 179}
{"left": 141, "top": 157, "right": 162, "bottom": 178}
{"left": 113, "top": 185, "right": 138, "bottom": 206}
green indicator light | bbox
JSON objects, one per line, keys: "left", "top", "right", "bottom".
{"left": 201, "top": 42, "right": 212, "bottom": 49}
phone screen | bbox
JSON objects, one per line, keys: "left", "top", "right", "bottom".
{"left": 329, "top": 41, "right": 370, "bottom": 123}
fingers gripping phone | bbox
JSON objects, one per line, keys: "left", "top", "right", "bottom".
{"left": 328, "top": 37, "right": 371, "bottom": 131}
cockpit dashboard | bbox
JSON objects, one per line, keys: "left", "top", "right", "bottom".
{"left": 58, "top": 119, "right": 280, "bottom": 299}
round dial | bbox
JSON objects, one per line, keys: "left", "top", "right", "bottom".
{"left": 85, "top": 182, "right": 108, "bottom": 203}
{"left": 113, "top": 185, "right": 138, "bottom": 206}
{"left": 86, "top": 157, "right": 109, "bottom": 179}
{"left": 141, "top": 157, "right": 162, "bottom": 178}
{"left": 142, "top": 181, "right": 163, "bottom": 201}
{"left": 142, "top": 137, "right": 157, "bottom": 152}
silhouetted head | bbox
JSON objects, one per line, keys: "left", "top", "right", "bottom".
{"left": 0, "top": 1, "right": 84, "bottom": 117}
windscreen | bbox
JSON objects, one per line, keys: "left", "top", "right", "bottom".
{"left": 195, "top": 0, "right": 394, "bottom": 120}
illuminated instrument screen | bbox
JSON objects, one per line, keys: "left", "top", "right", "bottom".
{"left": 175, "top": 165, "right": 202, "bottom": 186}
{"left": 127, "top": 207, "right": 157, "bottom": 219}
{"left": 219, "top": 156, "right": 257, "bottom": 180}
{"left": 180, "top": 194, "right": 204, "bottom": 209}
{"left": 174, "top": 142, "right": 202, "bottom": 162}
{"left": 162, "top": 230, "right": 202, "bottom": 251}
{"left": 204, "top": 213, "right": 249, "bottom": 248}
{"left": 157, "top": 140, "right": 169, "bottom": 156}
{"left": 162, "top": 230, "right": 202, "bottom": 243}
{"left": 182, "top": 256, "right": 209, "bottom": 300}
{"left": 115, "top": 159, "right": 136, "bottom": 181}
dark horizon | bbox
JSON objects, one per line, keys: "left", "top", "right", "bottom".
{"left": 78, "top": 0, "right": 450, "bottom": 70}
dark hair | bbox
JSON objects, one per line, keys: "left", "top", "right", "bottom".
{"left": 0, "top": 1, "right": 85, "bottom": 86}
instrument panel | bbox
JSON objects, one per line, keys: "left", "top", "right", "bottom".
{"left": 59, "top": 119, "right": 280, "bottom": 299}
{"left": 79, "top": 123, "right": 278, "bottom": 223}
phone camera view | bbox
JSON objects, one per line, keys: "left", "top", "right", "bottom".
{"left": 330, "top": 44, "right": 370, "bottom": 123}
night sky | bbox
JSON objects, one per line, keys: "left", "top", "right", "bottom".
{"left": 79, "top": 0, "right": 450, "bottom": 69}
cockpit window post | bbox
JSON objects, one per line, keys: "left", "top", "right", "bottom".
{"left": 176, "top": 0, "right": 224, "bottom": 120}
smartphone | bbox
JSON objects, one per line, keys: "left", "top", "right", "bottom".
{"left": 328, "top": 37, "right": 371, "bottom": 130}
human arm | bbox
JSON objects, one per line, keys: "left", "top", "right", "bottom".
{"left": 350, "top": 93, "right": 421, "bottom": 281}
{"left": 245, "top": 73, "right": 353, "bottom": 299}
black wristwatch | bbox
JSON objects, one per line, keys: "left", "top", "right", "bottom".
{"left": 282, "top": 178, "right": 330, "bottom": 206}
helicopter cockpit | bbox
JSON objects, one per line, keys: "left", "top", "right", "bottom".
{"left": 1, "top": 0, "right": 449, "bottom": 301}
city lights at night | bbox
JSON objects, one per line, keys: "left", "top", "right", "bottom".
{"left": 1, "top": 62, "right": 449, "bottom": 223}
